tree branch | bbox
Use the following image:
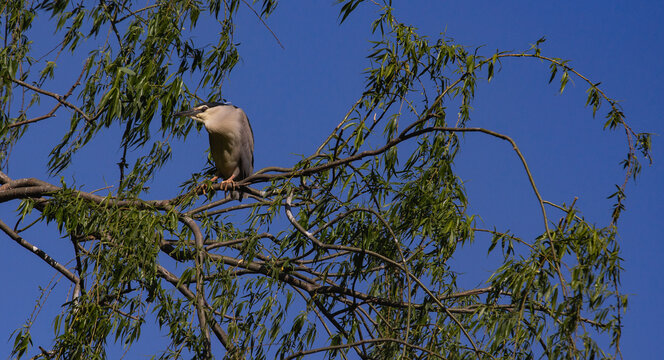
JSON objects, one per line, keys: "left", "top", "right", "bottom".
{"left": 156, "top": 265, "right": 233, "bottom": 353}
{"left": 284, "top": 337, "right": 448, "bottom": 360}
{"left": 179, "top": 216, "right": 211, "bottom": 357}
{"left": 10, "top": 77, "right": 92, "bottom": 123}
{"left": 9, "top": 58, "right": 90, "bottom": 128}
{"left": 0, "top": 219, "right": 79, "bottom": 285}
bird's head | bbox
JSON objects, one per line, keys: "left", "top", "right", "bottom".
{"left": 173, "top": 101, "right": 233, "bottom": 124}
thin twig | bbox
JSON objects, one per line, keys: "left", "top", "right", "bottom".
{"left": 9, "top": 58, "right": 91, "bottom": 128}
{"left": 240, "top": 0, "right": 285, "bottom": 49}
{"left": 10, "top": 77, "right": 92, "bottom": 123}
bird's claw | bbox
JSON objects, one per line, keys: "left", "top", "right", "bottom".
{"left": 196, "top": 175, "right": 240, "bottom": 198}
{"left": 218, "top": 175, "right": 237, "bottom": 192}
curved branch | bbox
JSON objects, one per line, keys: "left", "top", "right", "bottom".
{"left": 285, "top": 194, "right": 405, "bottom": 271}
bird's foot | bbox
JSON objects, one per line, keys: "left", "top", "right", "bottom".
{"left": 218, "top": 174, "right": 237, "bottom": 192}
{"left": 196, "top": 175, "right": 241, "bottom": 198}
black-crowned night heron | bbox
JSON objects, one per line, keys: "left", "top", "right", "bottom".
{"left": 174, "top": 101, "right": 254, "bottom": 199}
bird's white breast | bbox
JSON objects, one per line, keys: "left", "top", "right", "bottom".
{"left": 201, "top": 106, "right": 244, "bottom": 179}
{"left": 201, "top": 106, "right": 240, "bottom": 134}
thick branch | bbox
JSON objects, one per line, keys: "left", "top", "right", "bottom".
{"left": 0, "top": 176, "right": 173, "bottom": 209}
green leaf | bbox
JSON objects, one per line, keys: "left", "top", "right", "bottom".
{"left": 559, "top": 70, "right": 569, "bottom": 93}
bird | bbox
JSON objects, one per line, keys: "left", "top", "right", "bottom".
{"left": 174, "top": 101, "right": 254, "bottom": 200}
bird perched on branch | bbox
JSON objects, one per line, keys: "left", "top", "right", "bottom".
{"left": 174, "top": 101, "right": 254, "bottom": 199}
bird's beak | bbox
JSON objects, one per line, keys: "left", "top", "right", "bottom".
{"left": 173, "top": 108, "right": 200, "bottom": 118}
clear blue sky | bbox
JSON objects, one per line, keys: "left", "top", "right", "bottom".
{"left": 1, "top": 1, "right": 662, "bottom": 357}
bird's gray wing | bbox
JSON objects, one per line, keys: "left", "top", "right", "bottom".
{"left": 238, "top": 112, "right": 254, "bottom": 181}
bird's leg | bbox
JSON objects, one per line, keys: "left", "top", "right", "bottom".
{"left": 218, "top": 174, "right": 237, "bottom": 191}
